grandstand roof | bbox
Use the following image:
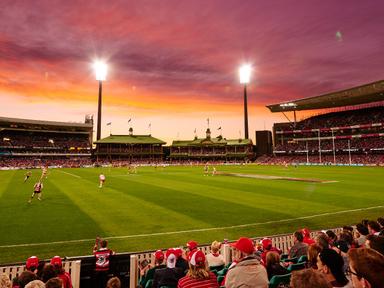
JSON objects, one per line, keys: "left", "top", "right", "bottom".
{"left": 0, "top": 116, "right": 92, "bottom": 128}
{"left": 94, "top": 134, "right": 166, "bottom": 145}
{"left": 171, "top": 137, "right": 252, "bottom": 146}
{"left": 266, "top": 79, "right": 384, "bottom": 112}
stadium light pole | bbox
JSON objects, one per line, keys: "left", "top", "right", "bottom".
{"left": 239, "top": 64, "right": 251, "bottom": 139}
{"left": 93, "top": 61, "right": 108, "bottom": 141}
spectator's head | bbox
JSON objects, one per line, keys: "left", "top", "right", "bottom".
{"left": 106, "top": 277, "right": 121, "bottom": 288}
{"left": 210, "top": 241, "right": 221, "bottom": 253}
{"left": 45, "top": 277, "right": 62, "bottom": 288}
{"left": 186, "top": 241, "right": 198, "bottom": 253}
{"left": 317, "top": 249, "right": 348, "bottom": 286}
{"left": 325, "top": 230, "right": 337, "bottom": 243}
{"left": 41, "top": 264, "right": 57, "bottom": 283}
{"left": 18, "top": 271, "right": 38, "bottom": 288}
{"left": 26, "top": 256, "right": 39, "bottom": 272}
{"left": 101, "top": 239, "right": 108, "bottom": 248}
{"left": 348, "top": 248, "right": 384, "bottom": 288}
{"left": 165, "top": 248, "right": 177, "bottom": 269}
{"left": 187, "top": 250, "right": 209, "bottom": 280}
{"left": 367, "top": 221, "right": 380, "bottom": 235}
{"left": 362, "top": 219, "right": 369, "bottom": 227}
{"left": 25, "top": 280, "right": 45, "bottom": 288}
{"left": 343, "top": 226, "right": 354, "bottom": 233}
{"left": 365, "top": 235, "right": 384, "bottom": 256}
{"left": 291, "top": 269, "right": 332, "bottom": 288}
{"left": 231, "top": 237, "right": 255, "bottom": 261}
{"left": 307, "top": 244, "right": 322, "bottom": 269}
{"left": 260, "top": 238, "right": 272, "bottom": 250}
{"left": 294, "top": 231, "right": 304, "bottom": 242}
{"left": 302, "top": 228, "right": 311, "bottom": 238}
{"left": 174, "top": 248, "right": 183, "bottom": 259}
{"left": 356, "top": 223, "right": 369, "bottom": 236}
{"left": 154, "top": 250, "right": 165, "bottom": 264}
{"left": 0, "top": 273, "right": 12, "bottom": 288}
{"left": 265, "top": 251, "right": 280, "bottom": 269}
{"left": 315, "top": 233, "right": 329, "bottom": 250}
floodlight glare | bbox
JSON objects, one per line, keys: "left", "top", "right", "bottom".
{"left": 239, "top": 64, "right": 251, "bottom": 84}
{"left": 93, "top": 60, "right": 108, "bottom": 81}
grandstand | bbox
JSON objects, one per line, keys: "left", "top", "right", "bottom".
{"left": 0, "top": 115, "right": 93, "bottom": 168}
{"left": 263, "top": 80, "right": 384, "bottom": 165}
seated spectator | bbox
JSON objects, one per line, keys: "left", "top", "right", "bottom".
{"left": 45, "top": 277, "right": 62, "bottom": 288}
{"left": 152, "top": 249, "right": 183, "bottom": 288}
{"left": 26, "top": 256, "right": 39, "bottom": 273}
{"left": 206, "top": 241, "right": 225, "bottom": 269}
{"left": 367, "top": 221, "right": 381, "bottom": 235}
{"left": 50, "top": 256, "right": 72, "bottom": 288}
{"left": 0, "top": 273, "right": 12, "bottom": 288}
{"left": 18, "top": 271, "right": 38, "bottom": 288}
{"left": 289, "top": 231, "right": 308, "bottom": 259}
{"left": 307, "top": 244, "right": 322, "bottom": 269}
{"left": 316, "top": 233, "right": 330, "bottom": 250}
{"left": 106, "top": 277, "right": 121, "bottom": 288}
{"left": 177, "top": 250, "right": 218, "bottom": 288}
{"left": 326, "top": 230, "right": 338, "bottom": 246}
{"left": 302, "top": 228, "right": 315, "bottom": 245}
{"left": 355, "top": 223, "right": 369, "bottom": 246}
{"left": 290, "top": 269, "right": 332, "bottom": 288}
{"left": 348, "top": 248, "right": 384, "bottom": 288}
{"left": 140, "top": 250, "right": 166, "bottom": 288}
{"left": 174, "top": 248, "right": 189, "bottom": 275}
{"left": 260, "top": 238, "right": 281, "bottom": 265}
{"left": 317, "top": 248, "right": 351, "bottom": 287}
{"left": 226, "top": 237, "right": 268, "bottom": 288}
{"left": 186, "top": 241, "right": 198, "bottom": 259}
{"left": 365, "top": 235, "right": 384, "bottom": 256}
{"left": 25, "top": 280, "right": 45, "bottom": 288}
{"left": 265, "top": 251, "right": 288, "bottom": 280}
{"left": 334, "top": 232, "right": 353, "bottom": 253}
{"left": 41, "top": 264, "right": 57, "bottom": 283}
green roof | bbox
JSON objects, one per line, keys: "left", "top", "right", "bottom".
{"left": 95, "top": 134, "right": 166, "bottom": 145}
{"left": 226, "top": 139, "right": 253, "bottom": 145}
{"left": 171, "top": 137, "right": 252, "bottom": 147}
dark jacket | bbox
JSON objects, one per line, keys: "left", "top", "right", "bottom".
{"left": 152, "top": 267, "right": 183, "bottom": 288}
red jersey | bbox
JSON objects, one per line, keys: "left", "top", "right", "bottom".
{"left": 94, "top": 248, "right": 113, "bottom": 271}
{"left": 178, "top": 272, "right": 219, "bottom": 288}
{"left": 58, "top": 271, "right": 72, "bottom": 288}
{"left": 34, "top": 183, "right": 43, "bottom": 192}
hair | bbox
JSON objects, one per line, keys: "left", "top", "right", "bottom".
{"left": 41, "top": 264, "right": 57, "bottom": 283}
{"left": 290, "top": 269, "right": 332, "bottom": 288}
{"left": 18, "top": 271, "right": 38, "bottom": 288}
{"left": 356, "top": 223, "right": 369, "bottom": 236}
{"left": 187, "top": 262, "right": 210, "bottom": 280}
{"left": 348, "top": 248, "right": 384, "bottom": 288}
{"left": 266, "top": 251, "right": 280, "bottom": 269}
{"left": 25, "top": 280, "right": 46, "bottom": 288}
{"left": 366, "top": 235, "right": 384, "bottom": 256}
{"left": 325, "top": 230, "right": 337, "bottom": 242}
{"left": 0, "top": 273, "right": 12, "bottom": 288}
{"left": 307, "top": 244, "right": 322, "bottom": 269}
{"left": 318, "top": 248, "right": 348, "bottom": 285}
{"left": 343, "top": 226, "right": 354, "bottom": 233}
{"left": 377, "top": 217, "right": 384, "bottom": 227}
{"left": 368, "top": 221, "right": 381, "bottom": 233}
{"left": 106, "top": 277, "right": 121, "bottom": 288}
{"left": 294, "top": 231, "right": 304, "bottom": 242}
{"left": 339, "top": 231, "right": 353, "bottom": 245}
{"left": 210, "top": 241, "right": 221, "bottom": 253}
{"left": 45, "top": 277, "right": 62, "bottom": 288}
{"left": 101, "top": 240, "right": 108, "bottom": 248}
{"left": 315, "top": 233, "right": 329, "bottom": 250}
{"left": 362, "top": 219, "right": 369, "bottom": 227}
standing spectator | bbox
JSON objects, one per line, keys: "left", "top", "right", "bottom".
{"left": 152, "top": 249, "right": 183, "bottom": 288}
{"left": 206, "top": 241, "right": 225, "bottom": 269}
{"left": 289, "top": 231, "right": 308, "bottom": 259}
{"left": 348, "top": 248, "right": 384, "bottom": 288}
{"left": 317, "top": 249, "right": 351, "bottom": 287}
{"left": 367, "top": 221, "right": 381, "bottom": 235}
{"left": 226, "top": 237, "right": 268, "bottom": 288}
{"left": 140, "top": 250, "right": 166, "bottom": 288}
{"left": 93, "top": 237, "right": 115, "bottom": 288}
{"left": 50, "top": 256, "right": 72, "bottom": 288}
{"left": 177, "top": 250, "right": 218, "bottom": 288}
{"left": 302, "top": 228, "right": 315, "bottom": 245}
{"left": 265, "top": 252, "right": 288, "bottom": 280}
{"left": 290, "top": 269, "right": 332, "bottom": 288}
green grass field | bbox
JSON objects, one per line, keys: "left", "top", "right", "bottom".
{"left": 0, "top": 165, "right": 383, "bottom": 264}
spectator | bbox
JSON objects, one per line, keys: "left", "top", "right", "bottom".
{"left": 326, "top": 230, "right": 338, "bottom": 246}
{"left": 152, "top": 249, "right": 183, "bottom": 288}
{"left": 302, "top": 228, "right": 315, "bottom": 245}
{"left": 316, "top": 233, "right": 330, "bottom": 250}
{"left": 226, "top": 237, "right": 268, "bottom": 288}
{"left": 45, "top": 278, "right": 62, "bottom": 288}
{"left": 290, "top": 269, "right": 332, "bottom": 288}
{"left": 140, "top": 250, "right": 166, "bottom": 288}
{"left": 367, "top": 221, "right": 381, "bottom": 235}
{"left": 26, "top": 256, "right": 39, "bottom": 273}
{"left": 174, "top": 248, "right": 189, "bottom": 275}
{"left": 260, "top": 238, "right": 281, "bottom": 265}
{"left": 50, "top": 256, "right": 72, "bottom": 288}
{"left": 106, "top": 277, "right": 121, "bottom": 288}
{"left": 93, "top": 237, "right": 115, "bottom": 288}
{"left": 206, "top": 241, "right": 225, "bottom": 269}
{"left": 41, "top": 264, "right": 57, "bottom": 283}
{"left": 18, "top": 271, "right": 38, "bottom": 288}
{"left": 289, "top": 231, "right": 308, "bottom": 259}
{"left": 186, "top": 241, "right": 198, "bottom": 259}
{"left": 334, "top": 232, "right": 353, "bottom": 253}
{"left": 365, "top": 235, "right": 384, "bottom": 255}
{"left": 0, "top": 273, "right": 12, "bottom": 288}
{"left": 177, "top": 250, "right": 218, "bottom": 288}
{"left": 348, "top": 248, "right": 384, "bottom": 288}
{"left": 355, "top": 223, "right": 369, "bottom": 246}
{"left": 265, "top": 251, "right": 288, "bottom": 280}
{"left": 25, "top": 280, "right": 45, "bottom": 288}
{"left": 307, "top": 244, "right": 322, "bottom": 269}
{"left": 317, "top": 249, "right": 351, "bottom": 287}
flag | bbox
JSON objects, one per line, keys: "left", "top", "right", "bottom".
{"left": 128, "top": 119, "right": 131, "bottom": 123}
{"left": 217, "top": 127, "right": 222, "bottom": 130}
{"left": 106, "top": 122, "right": 112, "bottom": 126}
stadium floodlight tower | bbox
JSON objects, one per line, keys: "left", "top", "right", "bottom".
{"left": 239, "top": 64, "right": 252, "bottom": 139}
{"left": 93, "top": 60, "right": 108, "bottom": 141}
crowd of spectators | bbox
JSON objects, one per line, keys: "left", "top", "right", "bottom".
{"left": 0, "top": 158, "right": 93, "bottom": 168}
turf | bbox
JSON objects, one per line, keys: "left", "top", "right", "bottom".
{"left": 0, "top": 165, "right": 383, "bottom": 264}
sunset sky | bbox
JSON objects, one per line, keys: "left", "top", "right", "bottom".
{"left": 0, "top": 0, "right": 383, "bottom": 144}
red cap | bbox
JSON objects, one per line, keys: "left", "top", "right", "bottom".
{"left": 189, "top": 250, "right": 206, "bottom": 267}
{"left": 302, "top": 228, "right": 310, "bottom": 237}
{"left": 174, "top": 248, "right": 183, "bottom": 258}
{"left": 165, "top": 248, "right": 176, "bottom": 259}
{"left": 26, "top": 256, "right": 39, "bottom": 270}
{"left": 230, "top": 237, "right": 255, "bottom": 254}
{"left": 50, "top": 256, "right": 62, "bottom": 267}
{"left": 261, "top": 238, "right": 272, "bottom": 249}
{"left": 154, "top": 250, "right": 164, "bottom": 261}
{"left": 187, "top": 240, "right": 198, "bottom": 251}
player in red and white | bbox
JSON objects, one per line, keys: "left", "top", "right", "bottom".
{"left": 28, "top": 181, "right": 43, "bottom": 203}
{"left": 99, "top": 174, "right": 106, "bottom": 188}
{"left": 204, "top": 163, "right": 209, "bottom": 176}
{"left": 24, "top": 171, "right": 32, "bottom": 183}
{"left": 41, "top": 166, "right": 48, "bottom": 180}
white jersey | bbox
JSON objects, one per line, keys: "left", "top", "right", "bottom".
{"left": 99, "top": 174, "right": 106, "bottom": 181}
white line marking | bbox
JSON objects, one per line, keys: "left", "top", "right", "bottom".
{"left": 0, "top": 205, "right": 383, "bottom": 249}
{"left": 57, "top": 170, "right": 81, "bottom": 178}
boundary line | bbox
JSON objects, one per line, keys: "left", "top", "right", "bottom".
{"left": 57, "top": 170, "right": 81, "bottom": 178}
{"left": 0, "top": 205, "right": 383, "bottom": 249}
